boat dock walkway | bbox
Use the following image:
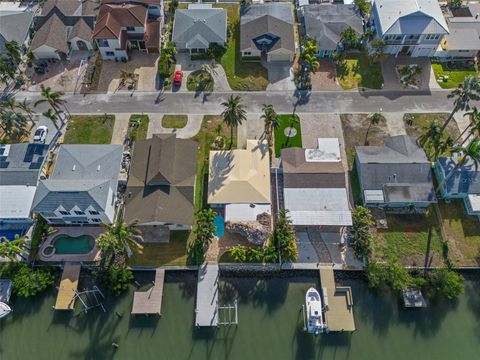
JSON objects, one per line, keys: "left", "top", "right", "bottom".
{"left": 319, "top": 267, "right": 355, "bottom": 332}
{"left": 195, "top": 264, "right": 219, "bottom": 327}
{"left": 131, "top": 268, "right": 165, "bottom": 315}
{"left": 54, "top": 264, "right": 81, "bottom": 311}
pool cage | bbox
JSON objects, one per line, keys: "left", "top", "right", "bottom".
{"left": 74, "top": 286, "right": 106, "bottom": 313}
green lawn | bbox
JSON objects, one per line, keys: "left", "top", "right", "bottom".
{"left": 127, "top": 230, "right": 190, "bottom": 267}
{"left": 438, "top": 200, "right": 480, "bottom": 266}
{"left": 274, "top": 114, "right": 302, "bottom": 158}
{"left": 128, "top": 114, "right": 149, "bottom": 142}
{"left": 432, "top": 63, "right": 479, "bottom": 89}
{"left": 336, "top": 52, "right": 384, "bottom": 90}
{"left": 217, "top": 4, "right": 268, "bottom": 91}
{"left": 162, "top": 115, "right": 188, "bottom": 129}
{"left": 375, "top": 208, "right": 446, "bottom": 266}
{"left": 63, "top": 115, "right": 114, "bottom": 144}
{"left": 187, "top": 70, "right": 214, "bottom": 92}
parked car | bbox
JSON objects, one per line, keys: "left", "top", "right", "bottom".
{"left": 33, "top": 126, "right": 48, "bottom": 143}
{"left": 173, "top": 70, "right": 183, "bottom": 86}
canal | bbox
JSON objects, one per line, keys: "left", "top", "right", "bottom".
{"left": 0, "top": 271, "right": 479, "bottom": 359}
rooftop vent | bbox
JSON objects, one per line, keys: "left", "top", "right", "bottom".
{"left": 72, "top": 164, "right": 76, "bottom": 171}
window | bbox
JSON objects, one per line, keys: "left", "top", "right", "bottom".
{"left": 59, "top": 211, "right": 70, "bottom": 215}
{"left": 89, "top": 210, "right": 100, "bottom": 215}
{"left": 74, "top": 210, "right": 85, "bottom": 215}
{"left": 90, "top": 218, "right": 101, "bottom": 223}
{"left": 105, "top": 51, "right": 115, "bottom": 57}
{"left": 126, "top": 26, "right": 135, "bottom": 31}
{"left": 97, "top": 39, "right": 109, "bottom": 47}
{"left": 244, "top": 51, "right": 251, "bottom": 56}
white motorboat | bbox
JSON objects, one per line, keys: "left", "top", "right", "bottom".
{"left": 0, "top": 302, "right": 12, "bottom": 319}
{"left": 305, "top": 287, "right": 326, "bottom": 335}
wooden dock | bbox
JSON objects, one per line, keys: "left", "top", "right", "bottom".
{"left": 54, "top": 264, "right": 81, "bottom": 311}
{"left": 195, "top": 264, "right": 219, "bottom": 327}
{"left": 319, "top": 267, "right": 355, "bottom": 332}
{"left": 131, "top": 268, "right": 165, "bottom": 315}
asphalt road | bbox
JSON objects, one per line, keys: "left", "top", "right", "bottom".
{"left": 17, "top": 89, "right": 463, "bottom": 114}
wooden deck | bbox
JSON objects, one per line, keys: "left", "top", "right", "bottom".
{"left": 319, "top": 267, "right": 355, "bottom": 332}
{"left": 131, "top": 268, "right": 165, "bottom": 315}
{"left": 195, "top": 264, "right": 219, "bottom": 327}
{"left": 54, "top": 264, "right": 81, "bottom": 311}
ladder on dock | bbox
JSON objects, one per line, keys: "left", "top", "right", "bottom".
{"left": 195, "top": 264, "right": 219, "bottom": 327}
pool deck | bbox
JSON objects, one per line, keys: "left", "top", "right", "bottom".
{"left": 39, "top": 227, "right": 104, "bottom": 262}
{"left": 54, "top": 264, "right": 81, "bottom": 311}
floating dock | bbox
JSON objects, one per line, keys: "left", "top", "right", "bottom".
{"left": 319, "top": 267, "right": 355, "bottom": 332}
{"left": 195, "top": 264, "right": 219, "bottom": 327}
{"left": 54, "top": 264, "right": 81, "bottom": 310}
{"left": 131, "top": 268, "right": 165, "bottom": 315}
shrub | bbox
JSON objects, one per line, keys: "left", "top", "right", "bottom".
{"left": 93, "top": 266, "right": 133, "bottom": 296}
{"left": 30, "top": 215, "right": 49, "bottom": 260}
{"left": 207, "top": 44, "right": 227, "bottom": 60}
{"left": 229, "top": 244, "right": 278, "bottom": 263}
{"left": 426, "top": 268, "right": 464, "bottom": 300}
{"left": 273, "top": 209, "right": 298, "bottom": 263}
{"left": 13, "top": 264, "right": 55, "bottom": 298}
{"left": 366, "top": 259, "right": 414, "bottom": 292}
{"left": 348, "top": 206, "right": 374, "bottom": 259}
{"left": 187, "top": 209, "right": 216, "bottom": 265}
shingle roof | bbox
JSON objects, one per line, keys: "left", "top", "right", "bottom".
{"left": 93, "top": 4, "right": 147, "bottom": 39}
{"left": 0, "top": 8, "right": 36, "bottom": 52}
{"left": 437, "top": 157, "right": 480, "bottom": 195}
{"left": 172, "top": 7, "right": 227, "bottom": 49}
{"left": 240, "top": 3, "right": 295, "bottom": 53}
{"left": 0, "top": 144, "right": 49, "bottom": 186}
{"left": 68, "top": 17, "right": 94, "bottom": 41}
{"left": 40, "top": 0, "right": 98, "bottom": 17}
{"left": 30, "top": 13, "right": 70, "bottom": 53}
{"left": 373, "top": 0, "right": 449, "bottom": 36}
{"left": 303, "top": 4, "right": 364, "bottom": 51}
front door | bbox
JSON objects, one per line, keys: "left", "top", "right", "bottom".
{"left": 76, "top": 40, "right": 88, "bottom": 51}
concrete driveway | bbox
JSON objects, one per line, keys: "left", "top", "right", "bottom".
{"left": 381, "top": 56, "right": 440, "bottom": 91}
{"left": 30, "top": 114, "right": 62, "bottom": 146}
{"left": 237, "top": 113, "right": 264, "bottom": 149}
{"left": 146, "top": 113, "right": 203, "bottom": 139}
{"left": 264, "top": 61, "right": 295, "bottom": 91}
{"left": 311, "top": 59, "right": 341, "bottom": 91}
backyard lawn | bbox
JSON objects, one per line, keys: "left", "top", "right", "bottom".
{"left": 127, "top": 230, "right": 190, "bottom": 266}
{"left": 432, "top": 62, "right": 479, "bottom": 89}
{"left": 217, "top": 4, "right": 268, "bottom": 91}
{"left": 162, "top": 115, "right": 188, "bottom": 128}
{"left": 274, "top": 114, "right": 302, "bottom": 157}
{"left": 128, "top": 114, "right": 149, "bottom": 142}
{"left": 438, "top": 200, "right": 480, "bottom": 266}
{"left": 63, "top": 115, "right": 114, "bottom": 144}
{"left": 336, "top": 52, "right": 384, "bottom": 90}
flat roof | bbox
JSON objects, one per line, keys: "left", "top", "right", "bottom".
{"left": 467, "top": 194, "right": 480, "bottom": 212}
{"left": 225, "top": 203, "right": 271, "bottom": 222}
{"left": 0, "top": 185, "right": 36, "bottom": 219}
{"left": 305, "top": 138, "right": 341, "bottom": 163}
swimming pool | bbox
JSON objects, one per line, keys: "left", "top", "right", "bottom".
{"left": 52, "top": 234, "right": 95, "bottom": 254}
{"left": 213, "top": 215, "right": 225, "bottom": 238}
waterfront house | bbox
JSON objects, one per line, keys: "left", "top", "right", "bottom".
{"left": 0, "top": 2, "right": 37, "bottom": 56}
{"left": 434, "top": 156, "right": 480, "bottom": 217}
{"left": 93, "top": 0, "right": 162, "bottom": 61}
{"left": 172, "top": 4, "right": 227, "bottom": 54}
{"left": 370, "top": 0, "right": 449, "bottom": 57}
{"left": 124, "top": 134, "right": 197, "bottom": 230}
{"left": 300, "top": 4, "right": 364, "bottom": 58}
{"left": 208, "top": 140, "right": 271, "bottom": 222}
{"left": 240, "top": 3, "right": 295, "bottom": 62}
{"left": 281, "top": 138, "right": 352, "bottom": 230}
{"left": 355, "top": 135, "right": 436, "bottom": 211}
{"left": 32, "top": 144, "right": 123, "bottom": 225}
{"left": 0, "top": 144, "right": 49, "bottom": 240}
{"left": 30, "top": 0, "right": 97, "bottom": 60}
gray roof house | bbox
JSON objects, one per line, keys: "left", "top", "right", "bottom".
{"left": 301, "top": 4, "right": 363, "bottom": 54}
{"left": 240, "top": 3, "right": 295, "bottom": 62}
{"left": 355, "top": 135, "right": 436, "bottom": 209}
{"left": 172, "top": 4, "right": 227, "bottom": 52}
{"left": 0, "top": 3, "right": 37, "bottom": 55}
{"left": 32, "top": 144, "right": 123, "bottom": 225}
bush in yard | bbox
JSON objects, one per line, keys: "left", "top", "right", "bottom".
{"left": 447, "top": 0, "right": 463, "bottom": 10}
{"left": 13, "top": 263, "right": 55, "bottom": 298}
{"left": 354, "top": 0, "right": 370, "bottom": 16}
{"left": 230, "top": 245, "right": 247, "bottom": 262}
{"left": 207, "top": 44, "right": 226, "bottom": 60}
{"left": 93, "top": 266, "right": 133, "bottom": 296}
{"left": 274, "top": 209, "right": 298, "bottom": 263}
{"left": 348, "top": 206, "right": 374, "bottom": 259}
{"left": 229, "top": 245, "right": 278, "bottom": 263}
{"left": 426, "top": 268, "right": 464, "bottom": 300}
{"left": 366, "top": 259, "right": 414, "bottom": 292}
{"left": 188, "top": 208, "right": 216, "bottom": 265}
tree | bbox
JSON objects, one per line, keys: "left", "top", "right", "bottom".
{"left": 221, "top": 95, "right": 246, "bottom": 147}
{"left": 368, "top": 39, "right": 386, "bottom": 63}
{"left": 417, "top": 121, "right": 453, "bottom": 161}
{"left": 0, "top": 111, "right": 29, "bottom": 142}
{"left": 354, "top": 0, "right": 370, "bottom": 17}
{"left": 93, "top": 266, "right": 133, "bottom": 296}
{"left": 5, "top": 40, "right": 21, "bottom": 65}
{"left": 188, "top": 208, "right": 216, "bottom": 265}
{"left": 230, "top": 245, "right": 247, "bottom": 262}
{"left": 426, "top": 268, "right": 464, "bottom": 300}
{"left": 301, "top": 37, "right": 320, "bottom": 73}
{"left": 442, "top": 77, "right": 480, "bottom": 132}
{"left": 340, "top": 26, "right": 359, "bottom": 50}
{"left": 418, "top": 121, "right": 442, "bottom": 146}
{"left": 348, "top": 206, "right": 374, "bottom": 259}
{"left": 447, "top": 0, "right": 463, "bottom": 10}
{"left": 274, "top": 209, "right": 298, "bottom": 263}
{"left": 17, "top": 99, "right": 35, "bottom": 128}
{"left": 0, "top": 237, "right": 27, "bottom": 261}
{"left": 364, "top": 113, "right": 383, "bottom": 145}
{"left": 34, "top": 85, "right": 67, "bottom": 124}
{"left": 42, "top": 108, "right": 60, "bottom": 130}
{"left": 366, "top": 259, "right": 414, "bottom": 292}
{"left": 261, "top": 104, "right": 280, "bottom": 149}
{"left": 12, "top": 263, "right": 55, "bottom": 298}
{"left": 458, "top": 107, "right": 480, "bottom": 145}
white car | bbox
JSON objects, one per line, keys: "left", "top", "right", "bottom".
{"left": 33, "top": 126, "right": 48, "bottom": 143}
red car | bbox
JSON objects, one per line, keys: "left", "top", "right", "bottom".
{"left": 173, "top": 70, "right": 183, "bottom": 86}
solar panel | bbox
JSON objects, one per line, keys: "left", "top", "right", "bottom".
{"left": 0, "top": 161, "right": 9, "bottom": 168}
{"left": 29, "top": 162, "right": 42, "bottom": 169}
{"left": 0, "top": 148, "right": 4, "bottom": 156}
{"left": 0, "top": 156, "right": 7, "bottom": 162}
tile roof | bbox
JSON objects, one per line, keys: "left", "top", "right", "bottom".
{"left": 93, "top": 4, "right": 147, "bottom": 39}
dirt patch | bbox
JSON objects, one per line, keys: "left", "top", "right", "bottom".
{"left": 205, "top": 230, "right": 253, "bottom": 263}
{"left": 310, "top": 59, "right": 341, "bottom": 91}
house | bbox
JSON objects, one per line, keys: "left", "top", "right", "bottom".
{"left": 208, "top": 140, "right": 271, "bottom": 222}
{"left": 370, "top": 0, "right": 449, "bottom": 57}
{"left": 0, "top": 144, "right": 49, "bottom": 240}
{"left": 355, "top": 135, "right": 436, "bottom": 210}
{"left": 301, "top": 4, "right": 364, "bottom": 58}
{"left": 92, "top": 0, "right": 162, "bottom": 60}
{"left": 240, "top": 3, "right": 295, "bottom": 62}
{"left": 30, "top": 0, "right": 98, "bottom": 60}
{"left": 32, "top": 144, "right": 123, "bottom": 225}
{"left": 438, "top": 3, "right": 480, "bottom": 59}
{"left": 124, "top": 134, "right": 198, "bottom": 230}
{"left": 434, "top": 156, "right": 480, "bottom": 216}
{"left": 0, "top": 2, "right": 38, "bottom": 56}
{"left": 281, "top": 138, "right": 352, "bottom": 229}
{"left": 172, "top": 4, "right": 227, "bottom": 54}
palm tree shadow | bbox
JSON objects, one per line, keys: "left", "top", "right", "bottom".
{"left": 208, "top": 151, "right": 234, "bottom": 197}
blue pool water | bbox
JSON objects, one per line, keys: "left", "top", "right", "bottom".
{"left": 214, "top": 215, "right": 225, "bottom": 237}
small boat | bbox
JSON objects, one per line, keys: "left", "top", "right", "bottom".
{"left": 0, "top": 302, "right": 12, "bottom": 319}
{"left": 305, "top": 287, "right": 326, "bottom": 335}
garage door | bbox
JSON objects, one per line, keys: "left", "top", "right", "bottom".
{"left": 268, "top": 53, "right": 292, "bottom": 62}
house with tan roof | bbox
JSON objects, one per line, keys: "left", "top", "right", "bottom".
{"left": 93, "top": 0, "right": 162, "bottom": 60}
{"left": 208, "top": 140, "right": 271, "bottom": 223}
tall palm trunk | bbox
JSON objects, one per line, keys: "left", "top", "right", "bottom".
{"left": 456, "top": 125, "right": 471, "bottom": 143}
{"left": 437, "top": 161, "right": 463, "bottom": 194}
{"left": 441, "top": 104, "right": 458, "bottom": 132}
{"left": 230, "top": 125, "right": 234, "bottom": 149}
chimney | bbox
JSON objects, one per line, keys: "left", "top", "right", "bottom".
{"left": 97, "top": 164, "right": 101, "bottom": 171}
{"left": 72, "top": 164, "right": 76, "bottom": 171}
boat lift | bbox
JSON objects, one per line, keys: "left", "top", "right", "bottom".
{"left": 217, "top": 300, "right": 239, "bottom": 326}
{"left": 73, "top": 286, "right": 106, "bottom": 313}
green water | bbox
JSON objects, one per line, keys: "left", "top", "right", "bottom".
{"left": 53, "top": 235, "right": 94, "bottom": 254}
{"left": 0, "top": 272, "right": 479, "bottom": 360}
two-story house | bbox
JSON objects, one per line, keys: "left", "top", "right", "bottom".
{"left": 370, "top": 0, "right": 449, "bottom": 57}
{"left": 92, "top": 0, "right": 162, "bottom": 60}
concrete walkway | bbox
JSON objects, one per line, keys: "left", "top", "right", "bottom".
{"left": 384, "top": 112, "right": 407, "bottom": 136}
{"left": 111, "top": 113, "right": 130, "bottom": 144}
{"left": 237, "top": 113, "right": 263, "bottom": 149}
{"left": 146, "top": 113, "right": 203, "bottom": 139}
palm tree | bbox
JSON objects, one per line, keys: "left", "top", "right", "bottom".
{"left": 418, "top": 121, "right": 442, "bottom": 146}
{"left": 0, "top": 237, "right": 27, "bottom": 261}
{"left": 364, "top": 113, "right": 383, "bottom": 145}
{"left": 5, "top": 40, "right": 21, "bottom": 64}
{"left": 16, "top": 99, "right": 35, "bottom": 127}
{"left": 261, "top": 104, "right": 280, "bottom": 149}
{"left": 457, "top": 107, "right": 480, "bottom": 145}
{"left": 42, "top": 108, "right": 60, "bottom": 130}
{"left": 340, "top": 26, "right": 359, "bottom": 50}
{"left": 442, "top": 77, "right": 480, "bottom": 132}
{"left": 0, "top": 111, "right": 29, "bottom": 142}
{"left": 221, "top": 95, "right": 246, "bottom": 147}
{"left": 303, "top": 52, "right": 320, "bottom": 73}
{"left": 34, "top": 85, "right": 67, "bottom": 125}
